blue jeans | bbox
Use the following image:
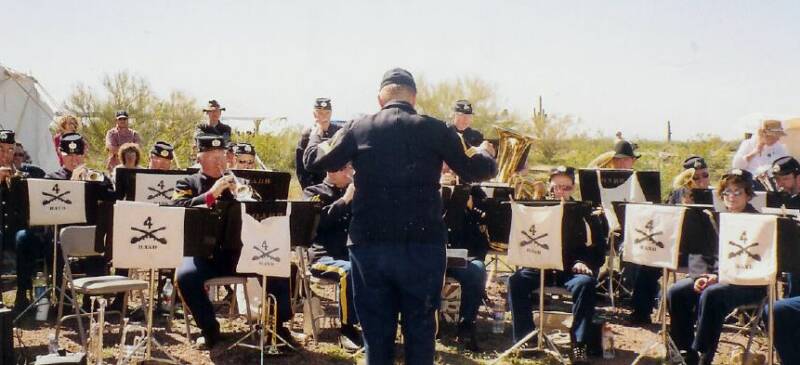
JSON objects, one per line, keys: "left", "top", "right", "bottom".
{"left": 310, "top": 256, "right": 358, "bottom": 326}
{"left": 446, "top": 259, "right": 486, "bottom": 326}
{"left": 349, "top": 243, "right": 446, "bottom": 365}
{"left": 625, "top": 263, "right": 662, "bottom": 318}
{"left": 768, "top": 296, "right": 800, "bottom": 364}
{"left": 508, "top": 268, "right": 597, "bottom": 344}
{"left": 667, "top": 278, "right": 765, "bottom": 363}
{"left": 176, "top": 255, "right": 292, "bottom": 339}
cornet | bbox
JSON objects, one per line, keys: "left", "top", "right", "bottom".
{"left": 72, "top": 164, "right": 105, "bottom": 182}
{"left": 224, "top": 169, "right": 262, "bottom": 202}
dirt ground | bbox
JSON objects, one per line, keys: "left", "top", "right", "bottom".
{"left": 5, "top": 271, "right": 771, "bottom": 365}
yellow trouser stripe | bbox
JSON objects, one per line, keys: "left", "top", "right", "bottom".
{"left": 311, "top": 263, "right": 351, "bottom": 324}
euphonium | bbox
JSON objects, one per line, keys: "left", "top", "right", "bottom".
{"left": 587, "top": 150, "right": 616, "bottom": 169}
{"left": 494, "top": 127, "right": 535, "bottom": 184}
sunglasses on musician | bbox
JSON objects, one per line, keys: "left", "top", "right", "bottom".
{"left": 692, "top": 173, "right": 709, "bottom": 180}
{"left": 551, "top": 184, "right": 574, "bottom": 191}
{"left": 721, "top": 189, "right": 744, "bottom": 197}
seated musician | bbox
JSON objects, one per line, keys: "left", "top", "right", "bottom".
{"left": 447, "top": 100, "right": 484, "bottom": 147}
{"left": 148, "top": 141, "right": 175, "bottom": 170}
{"left": 12, "top": 142, "right": 46, "bottom": 178}
{"left": 769, "top": 156, "right": 800, "bottom": 298}
{"left": 666, "top": 169, "right": 765, "bottom": 365}
{"left": 667, "top": 156, "right": 710, "bottom": 204}
{"left": 231, "top": 142, "right": 257, "bottom": 170}
{"left": 508, "top": 166, "right": 604, "bottom": 364}
{"left": 14, "top": 133, "right": 112, "bottom": 313}
{"left": 303, "top": 163, "right": 363, "bottom": 352}
{"left": 171, "top": 134, "right": 293, "bottom": 348}
{"left": 444, "top": 184, "right": 489, "bottom": 352}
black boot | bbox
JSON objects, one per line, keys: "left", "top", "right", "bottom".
{"left": 339, "top": 324, "right": 363, "bottom": 352}
{"left": 455, "top": 322, "right": 481, "bottom": 352}
{"left": 571, "top": 343, "right": 589, "bottom": 365}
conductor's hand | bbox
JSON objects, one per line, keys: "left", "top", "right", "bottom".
{"left": 479, "top": 141, "right": 496, "bottom": 158}
{"left": 572, "top": 262, "right": 593, "bottom": 276}
{"left": 210, "top": 175, "right": 236, "bottom": 198}
{"left": 342, "top": 183, "right": 355, "bottom": 203}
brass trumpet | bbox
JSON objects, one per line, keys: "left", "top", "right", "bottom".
{"left": 224, "top": 169, "right": 262, "bottom": 201}
{"left": 71, "top": 165, "right": 105, "bottom": 181}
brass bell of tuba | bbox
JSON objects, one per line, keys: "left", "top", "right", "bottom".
{"left": 493, "top": 127, "right": 535, "bottom": 184}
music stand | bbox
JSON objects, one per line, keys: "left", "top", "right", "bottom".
{"left": 114, "top": 168, "right": 193, "bottom": 202}
{"left": 227, "top": 202, "right": 312, "bottom": 362}
{"left": 619, "top": 202, "right": 689, "bottom": 365}
{"left": 578, "top": 169, "right": 661, "bottom": 310}
{"left": 112, "top": 201, "right": 184, "bottom": 364}
{"left": 491, "top": 200, "right": 589, "bottom": 365}
{"left": 13, "top": 179, "right": 101, "bottom": 323}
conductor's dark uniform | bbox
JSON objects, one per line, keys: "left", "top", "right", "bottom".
{"left": 303, "top": 69, "right": 497, "bottom": 365}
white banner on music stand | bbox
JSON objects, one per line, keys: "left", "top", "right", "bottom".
{"left": 236, "top": 206, "right": 291, "bottom": 277}
{"left": 596, "top": 171, "right": 646, "bottom": 231}
{"left": 623, "top": 204, "right": 686, "bottom": 270}
{"left": 112, "top": 201, "right": 185, "bottom": 269}
{"left": 507, "top": 203, "right": 564, "bottom": 270}
{"left": 718, "top": 213, "right": 777, "bottom": 286}
{"left": 133, "top": 173, "right": 187, "bottom": 204}
{"left": 27, "top": 179, "right": 87, "bottom": 226}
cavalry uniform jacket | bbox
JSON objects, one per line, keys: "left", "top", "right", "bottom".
{"left": 304, "top": 100, "right": 497, "bottom": 246}
{"left": 304, "top": 180, "right": 351, "bottom": 262}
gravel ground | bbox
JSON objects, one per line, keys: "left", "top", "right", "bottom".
{"left": 5, "top": 272, "right": 770, "bottom": 364}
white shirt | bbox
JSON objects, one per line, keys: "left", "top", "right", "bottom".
{"left": 731, "top": 138, "right": 789, "bottom": 175}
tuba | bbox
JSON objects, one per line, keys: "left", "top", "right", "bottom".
{"left": 494, "top": 127, "right": 535, "bottom": 184}
{"left": 587, "top": 150, "right": 616, "bottom": 169}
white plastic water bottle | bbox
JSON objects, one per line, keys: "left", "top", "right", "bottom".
{"left": 34, "top": 272, "right": 49, "bottom": 321}
{"left": 491, "top": 300, "right": 505, "bottom": 334}
{"left": 161, "top": 279, "right": 173, "bottom": 312}
{"left": 47, "top": 333, "right": 58, "bottom": 354}
{"left": 602, "top": 322, "right": 615, "bottom": 359}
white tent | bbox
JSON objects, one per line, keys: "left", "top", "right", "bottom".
{"left": 0, "top": 64, "right": 59, "bottom": 172}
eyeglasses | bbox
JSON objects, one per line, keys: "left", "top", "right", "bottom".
{"left": 692, "top": 173, "right": 710, "bottom": 181}
{"left": 14, "top": 153, "right": 25, "bottom": 157}
{"left": 552, "top": 184, "right": 574, "bottom": 191}
{"left": 237, "top": 160, "right": 255, "bottom": 165}
{"left": 721, "top": 189, "right": 744, "bottom": 197}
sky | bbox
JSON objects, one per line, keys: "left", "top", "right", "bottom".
{"left": 2, "top": 0, "right": 800, "bottom": 140}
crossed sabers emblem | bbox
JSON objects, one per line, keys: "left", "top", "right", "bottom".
{"left": 252, "top": 241, "right": 280, "bottom": 263}
{"left": 130, "top": 217, "right": 167, "bottom": 244}
{"left": 634, "top": 220, "right": 664, "bottom": 248}
{"left": 728, "top": 231, "right": 761, "bottom": 261}
{"left": 42, "top": 184, "right": 72, "bottom": 206}
{"left": 146, "top": 180, "right": 174, "bottom": 200}
{"left": 520, "top": 225, "right": 549, "bottom": 249}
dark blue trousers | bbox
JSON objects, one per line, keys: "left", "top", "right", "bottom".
{"left": 176, "top": 256, "right": 292, "bottom": 340}
{"left": 667, "top": 278, "right": 765, "bottom": 363}
{"left": 768, "top": 296, "right": 800, "bottom": 364}
{"left": 445, "top": 259, "right": 486, "bottom": 326}
{"left": 349, "top": 243, "right": 446, "bottom": 365}
{"left": 310, "top": 256, "right": 358, "bottom": 326}
{"left": 508, "top": 268, "right": 597, "bottom": 344}
{"left": 625, "top": 263, "right": 662, "bottom": 318}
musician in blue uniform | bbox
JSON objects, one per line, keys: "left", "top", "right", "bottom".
{"left": 304, "top": 163, "right": 363, "bottom": 351}
{"left": 303, "top": 68, "right": 497, "bottom": 365}
{"left": 447, "top": 100, "right": 484, "bottom": 147}
{"left": 296, "top": 98, "right": 341, "bottom": 189}
{"left": 667, "top": 169, "right": 765, "bottom": 365}
{"left": 196, "top": 100, "right": 232, "bottom": 141}
{"left": 666, "top": 156, "right": 711, "bottom": 205}
{"left": 148, "top": 141, "right": 175, "bottom": 170}
{"left": 769, "top": 156, "right": 800, "bottom": 298}
{"left": 231, "top": 142, "right": 257, "bottom": 170}
{"left": 508, "top": 166, "right": 605, "bottom": 364}
{"left": 443, "top": 183, "right": 489, "bottom": 352}
{"left": 171, "top": 134, "right": 293, "bottom": 348}
{"left": 14, "top": 133, "right": 110, "bottom": 312}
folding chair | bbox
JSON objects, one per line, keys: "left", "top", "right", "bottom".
{"left": 54, "top": 225, "right": 148, "bottom": 351}
{"left": 721, "top": 297, "right": 769, "bottom": 363}
{"left": 294, "top": 246, "right": 339, "bottom": 343}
